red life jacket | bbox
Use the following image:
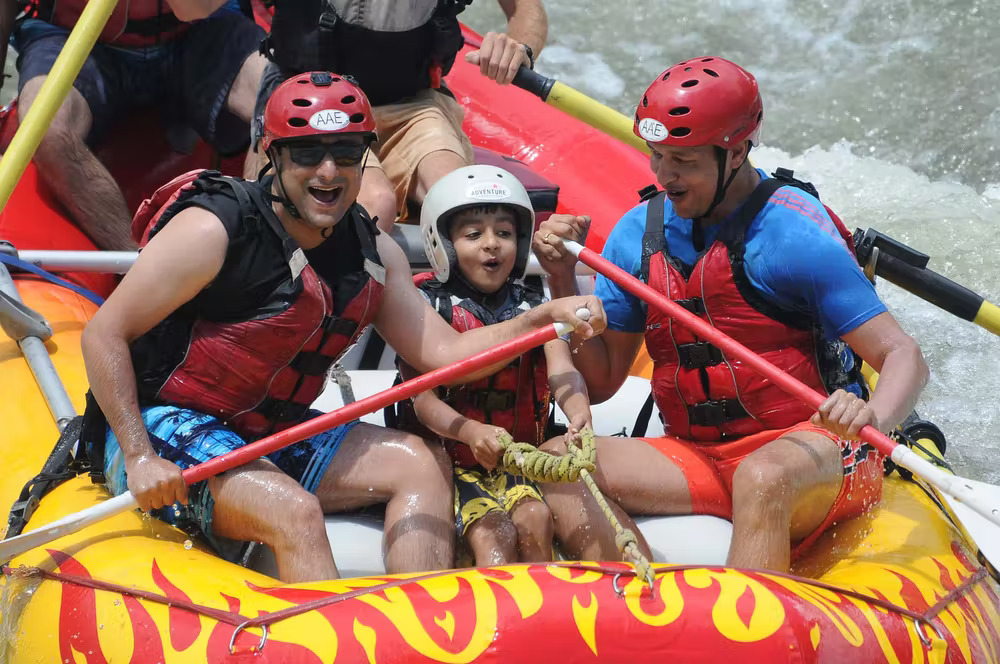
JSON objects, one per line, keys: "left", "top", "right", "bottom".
{"left": 130, "top": 170, "right": 384, "bottom": 439}
{"left": 402, "top": 273, "right": 551, "bottom": 468}
{"left": 641, "top": 171, "right": 865, "bottom": 442}
{"left": 34, "top": 0, "right": 187, "bottom": 46}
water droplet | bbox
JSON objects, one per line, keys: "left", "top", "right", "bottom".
{"left": 847, "top": 493, "right": 853, "bottom": 500}
{"left": 113, "top": 599, "right": 120, "bottom": 606}
{"left": 99, "top": 624, "right": 103, "bottom": 630}
{"left": 183, "top": 539, "right": 193, "bottom": 550}
{"left": 367, "top": 486, "right": 374, "bottom": 492}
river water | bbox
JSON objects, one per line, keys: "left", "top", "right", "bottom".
{"left": 1, "top": 1, "right": 997, "bottom": 483}
{"left": 466, "top": 0, "right": 1000, "bottom": 484}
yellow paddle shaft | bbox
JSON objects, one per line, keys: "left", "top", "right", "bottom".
{"left": 0, "top": 0, "right": 117, "bottom": 211}
{"left": 973, "top": 300, "right": 1000, "bottom": 337}
{"left": 544, "top": 80, "right": 650, "bottom": 154}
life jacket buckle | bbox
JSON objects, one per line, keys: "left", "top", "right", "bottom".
{"left": 677, "top": 342, "right": 723, "bottom": 369}
{"left": 687, "top": 399, "right": 749, "bottom": 427}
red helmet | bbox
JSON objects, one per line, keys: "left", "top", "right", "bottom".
{"left": 261, "top": 71, "right": 376, "bottom": 152}
{"left": 634, "top": 57, "right": 763, "bottom": 150}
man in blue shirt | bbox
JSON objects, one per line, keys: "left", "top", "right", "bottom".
{"left": 533, "top": 56, "right": 929, "bottom": 572}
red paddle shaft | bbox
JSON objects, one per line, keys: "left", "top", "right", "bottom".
{"left": 566, "top": 241, "right": 900, "bottom": 456}
{"left": 182, "top": 320, "right": 575, "bottom": 485}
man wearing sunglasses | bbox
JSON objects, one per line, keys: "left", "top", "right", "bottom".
{"left": 81, "top": 72, "right": 604, "bottom": 583}
{"left": 248, "top": 0, "right": 548, "bottom": 233}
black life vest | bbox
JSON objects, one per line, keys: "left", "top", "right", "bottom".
{"left": 262, "top": 0, "right": 472, "bottom": 106}
{"left": 129, "top": 170, "right": 385, "bottom": 439}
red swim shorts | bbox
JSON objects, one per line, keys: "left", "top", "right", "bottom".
{"left": 643, "top": 421, "right": 883, "bottom": 553}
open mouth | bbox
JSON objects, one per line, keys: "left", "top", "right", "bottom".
{"left": 666, "top": 189, "right": 687, "bottom": 202}
{"left": 309, "top": 185, "right": 343, "bottom": 206}
{"left": 483, "top": 258, "right": 501, "bottom": 271}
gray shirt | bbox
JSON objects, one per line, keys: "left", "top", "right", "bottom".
{"left": 330, "top": 0, "right": 438, "bottom": 32}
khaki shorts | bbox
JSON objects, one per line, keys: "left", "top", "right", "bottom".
{"left": 367, "top": 89, "right": 475, "bottom": 219}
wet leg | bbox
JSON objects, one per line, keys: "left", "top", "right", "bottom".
{"left": 727, "top": 431, "right": 843, "bottom": 572}
{"left": 314, "top": 423, "right": 455, "bottom": 573}
{"left": 465, "top": 511, "right": 517, "bottom": 566}
{"left": 19, "top": 77, "right": 134, "bottom": 250}
{"left": 207, "top": 458, "right": 336, "bottom": 583}
{"left": 509, "top": 497, "right": 554, "bottom": 562}
{"left": 539, "top": 436, "right": 691, "bottom": 561}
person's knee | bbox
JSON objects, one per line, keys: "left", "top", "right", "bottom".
{"left": 511, "top": 500, "right": 554, "bottom": 538}
{"left": 538, "top": 437, "right": 568, "bottom": 455}
{"left": 275, "top": 490, "right": 326, "bottom": 539}
{"left": 468, "top": 512, "right": 517, "bottom": 561}
{"left": 731, "top": 457, "right": 795, "bottom": 512}
{"left": 394, "top": 434, "right": 451, "bottom": 488}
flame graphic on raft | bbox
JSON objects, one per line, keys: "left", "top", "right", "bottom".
{"left": 16, "top": 546, "right": 1000, "bottom": 663}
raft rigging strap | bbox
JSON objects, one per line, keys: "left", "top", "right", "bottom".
{"left": 4, "top": 559, "right": 985, "bottom": 653}
{"left": 0, "top": 253, "right": 105, "bottom": 306}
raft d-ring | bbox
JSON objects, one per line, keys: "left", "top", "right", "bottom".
{"left": 611, "top": 573, "right": 626, "bottom": 598}
{"left": 914, "top": 618, "right": 946, "bottom": 649}
{"left": 229, "top": 621, "right": 269, "bottom": 654}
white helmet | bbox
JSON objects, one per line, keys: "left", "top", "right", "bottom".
{"left": 420, "top": 164, "right": 535, "bottom": 283}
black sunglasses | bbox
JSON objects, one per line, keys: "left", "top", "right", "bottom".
{"left": 285, "top": 141, "right": 368, "bottom": 168}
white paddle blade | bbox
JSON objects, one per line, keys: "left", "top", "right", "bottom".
{"left": 941, "top": 479, "right": 1000, "bottom": 570}
{"left": 890, "top": 445, "right": 1000, "bottom": 529}
{"left": 0, "top": 491, "right": 138, "bottom": 562}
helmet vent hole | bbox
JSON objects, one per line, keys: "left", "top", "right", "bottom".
{"left": 292, "top": 99, "right": 311, "bottom": 107}
{"left": 701, "top": 57, "right": 714, "bottom": 62}
{"left": 642, "top": 95, "right": 649, "bottom": 107}
{"left": 683, "top": 67, "right": 692, "bottom": 72}
{"left": 756, "top": 110, "right": 763, "bottom": 122}
{"left": 467, "top": 174, "right": 475, "bottom": 179}
{"left": 661, "top": 72, "right": 670, "bottom": 81}
{"left": 349, "top": 112, "right": 366, "bottom": 123}
{"left": 669, "top": 127, "right": 691, "bottom": 138}
{"left": 703, "top": 68, "right": 719, "bottom": 77}
{"left": 331, "top": 76, "right": 342, "bottom": 82}
{"left": 288, "top": 117, "right": 308, "bottom": 127}
{"left": 681, "top": 80, "right": 699, "bottom": 88}
{"left": 341, "top": 95, "right": 356, "bottom": 104}
{"left": 668, "top": 106, "right": 690, "bottom": 116}
{"left": 295, "top": 80, "right": 309, "bottom": 84}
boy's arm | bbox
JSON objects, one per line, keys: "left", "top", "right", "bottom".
{"left": 543, "top": 339, "right": 592, "bottom": 434}
{"left": 400, "top": 361, "right": 505, "bottom": 470}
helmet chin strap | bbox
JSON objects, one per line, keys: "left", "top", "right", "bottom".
{"left": 263, "top": 148, "right": 302, "bottom": 219}
{"left": 696, "top": 144, "right": 752, "bottom": 223}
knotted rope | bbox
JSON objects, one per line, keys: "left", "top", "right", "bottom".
{"left": 496, "top": 427, "right": 654, "bottom": 588}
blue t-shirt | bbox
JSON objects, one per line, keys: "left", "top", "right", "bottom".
{"left": 595, "top": 170, "right": 886, "bottom": 340}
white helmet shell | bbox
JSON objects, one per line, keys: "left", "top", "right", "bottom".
{"left": 420, "top": 164, "right": 536, "bottom": 283}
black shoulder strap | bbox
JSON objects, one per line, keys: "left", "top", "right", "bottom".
{"left": 638, "top": 191, "right": 667, "bottom": 284}
{"left": 718, "top": 177, "right": 785, "bottom": 249}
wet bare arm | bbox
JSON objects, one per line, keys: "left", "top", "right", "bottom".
{"left": 372, "top": 234, "right": 603, "bottom": 383}
{"left": 543, "top": 339, "right": 592, "bottom": 431}
{"left": 840, "top": 311, "right": 929, "bottom": 431}
{"left": 498, "top": 0, "right": 547, "bottom": 56}
{"left": 81, "top": 208, "right": 228, "bottom": 507}
{"left": 401, "top": 361, "right": 479, "bottom": 443}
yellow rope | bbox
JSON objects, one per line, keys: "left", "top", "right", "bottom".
{"left": 497, "top": 427, "right": 655, "bottom": 588}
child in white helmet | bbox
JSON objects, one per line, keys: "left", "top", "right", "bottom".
{"left": 395, "top": 164, "right": 593, "bottom": 566}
